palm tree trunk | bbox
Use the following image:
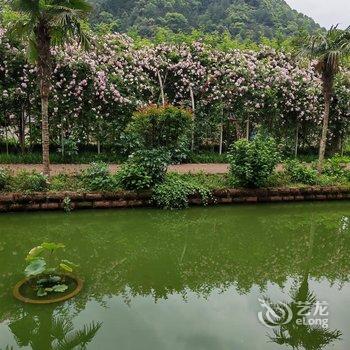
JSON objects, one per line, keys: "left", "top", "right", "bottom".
{"left": 318, "top": 82, "right": 332, "bottom": 172}
{"left": 40, "top": 75, "right": 50, "bottom": 176}
{"left": 37, "top": 22, "right": 52, "bottom": 177}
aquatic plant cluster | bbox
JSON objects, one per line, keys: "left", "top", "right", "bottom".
{"left": 0, "top": 30, "right": 349, "bottom": 153}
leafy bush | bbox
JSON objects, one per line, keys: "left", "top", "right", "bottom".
{"left": 130, "top": 149, "right": 170, "bottom": 185}
{"left": 117, "top": 149, "right": 170, "bottom": 191}
{"left": 265, "top": 171, "right": 292, "bottom": 187}
{"left": 81, "top": 162, "right": 116, "bottom": 191}
{"left": 125, "top": 104, "right": 192, "bottom": 158}
{"left": 322, "top": 156, "right": 347, "bottom": 181}
{"left": 58, "top": 138, "right": 79, "bottom": 161}
{"left": 116, "top": 162, "right": 153, "bottom": 191}
{"left": 152, "top": 173, "right": 211, "bottom": 209}
{"left": 14, "top": 171, "right": 49, "bottom": 192}
{"left": 0, "top": 168, "right": 10, "bottom": 191}
{"left": 50, "top": 174, "right": 78, "bottom": 191}
{"left": 227, "top": 135, "right": 280, "bottom": 188}
{"left": 285, "top": 160, "right": 318, "bottom": 185}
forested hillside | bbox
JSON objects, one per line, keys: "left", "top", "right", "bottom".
{"left": 89, "top": 0, "right": 321, "bottom": 40}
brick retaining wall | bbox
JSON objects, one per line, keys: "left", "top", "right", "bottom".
{"left": 0, "top": 186, "right": 349, "bottom": 212}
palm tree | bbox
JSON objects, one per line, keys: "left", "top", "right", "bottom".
{"left": 10, "top": 0, "right": 92, "bottom": 176}
{"left": 300, "top": 26, "right": 350, "bottom": 172}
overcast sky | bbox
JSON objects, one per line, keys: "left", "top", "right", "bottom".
{"left": 285, "top": 0, "right": 350, "bottom": 29}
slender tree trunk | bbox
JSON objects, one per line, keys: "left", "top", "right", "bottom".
{"left": 189, "top": 86, "right": 195, "bottom": 151}
{"left": 37, "top": 22, "right": 52, "bottom": 177}
{"left": 219, "top": 107, "right": 224, "bottom": 155}
{"left": 246, "top": 116, "right": 250, "bottom": 140}
{"left": 294, "top": 122, "right": 299, "bottom": 158}
{"left": 4, "top": 112, "right": 9, "bottom": 155}
{"left": 157, "top": 70, "right": 165, "bottom": 107}
{"left": 19, "top": 107, "right": 25, "bottom": 154}
{"left": 318, "top": 78, "right": 333, "bottom": 173}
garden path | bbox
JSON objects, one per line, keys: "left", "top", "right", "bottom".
{"left": 2, "top": 163, "right": 231, "bottom": 175}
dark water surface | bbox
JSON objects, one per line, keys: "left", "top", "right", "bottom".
{"left": 0, "top": 202, "right": 350, "bottom": 349}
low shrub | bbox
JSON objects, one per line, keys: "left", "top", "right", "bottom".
{"left": 116, "top": 163, "right": 152, "bottom": 191}
{"left": 125, "top": 104, "right": 192, "bottom": 159}
{"left": 152, "top": 173, "right": 211, "bottom": 210}
{"left": 117, "top": 149, "right": 170, "bottom": 191}
{"left": 285, "top": 160, "right": 318, "bottom": 185}
{"left": 265, "top": 171, "right": 292, "bottom": 187}
{"left": 130, "top": 149, "right": 170, "bottom": 185}
{"left": 322, "top": 156, "right": 348, "bottom": 181}
{"left": 58, "top": 138, "right": 79, "bottom": 161}
{"left": 0, "top": 168, "right": 10, "bottom": 191}
{"left": 50, "top": 174, "right": 80, "bottom": 191}
{"left": 228, "top": 135, "right": 280, "bottom": 188}
{"left": 81, "top": 162, "right": 116, "bottom": 191}
{"left": 13, "top": 171, "right": 49, "bottom": 192}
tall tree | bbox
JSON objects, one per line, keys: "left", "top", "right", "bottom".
{"left": 300, "top": 26, "right": 350, "bottom": 171}
{"left": 9, "top": 0, "right": 92, "bottom": 176}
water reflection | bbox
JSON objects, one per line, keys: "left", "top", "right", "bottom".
{"left": 6, "top": 304, "right": 101, "bottom": 350}
{"left": 267, "top": 275, "right": 342, "bottom": 349}
{"left": 0, "top": 203, "right": 349, "bottom": 349}
{"left": 262, "top": 221, "right": 343, "bottom": 349}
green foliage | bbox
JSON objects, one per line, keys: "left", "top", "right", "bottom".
{"left": 62, "top": 196, "right": 73, "bottom": 213}
{"left": 130, "top": 149, "right": 170, "bottom": 185}
{"left": 285, "top": 160, "right": 318, "bottom": 185}
{"left": 228, "top": 135, "right": 280, "bottom": 188}
{"left": 322, "top": 156, "right": 348, "bottom": 180}
{"left": 58, "top": 138, "right": 79, "bottom": 161}
{"left": 126, "top": 105, "right": 192, "bottom": 159}
{"left": 24, "top": 242, "right": 77, "bottom": 297}
{"left": 116, "top": 149, "right": 170, "bottom": 191}
{"left": 116, "top": 162, "right": 152, "bottom": 191}
{"left": 0, "top": 151, "right": 125, "bottom": 165}
{"left": 90, "top": 0, "right": 320, "bottom": 41}
{"left": 13, "top": 171, "right": 49, "bottom": 192}
{"left": 152, "top": 173, "right": 211, "bottom": 210}
{"left": 0, "top": 168, "right": 10, "bottom": 191}
{"left": 9, "top": 0, "right": 92, "bottom": 63}
{"left": 50, "top": 174, "right": 79, "bottom": 191}
{"left": 81, "top": 162, "right": 116, "bottom": 191}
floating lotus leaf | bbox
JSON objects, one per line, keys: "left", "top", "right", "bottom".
{"left": 52, "top": 284, "right": 68, "bottom": 293}
{"left": 60, "top": 262, "right": 74, "bottom": 272}
{"left": 37, "top": 288, "right": 47, "bottom": 297}
{"left": 61, "top": 260, "right": 78, "bottom": 268}
{"left": 25, "top": 259, "right": 46, "bottom": 277}
{"left": 26, "top": 245, "right": 44, "bottom": 261}
{"left": 41, "top": 242, "right": 65, "bottom": 251}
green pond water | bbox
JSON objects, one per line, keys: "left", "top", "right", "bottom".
{"left": 0, "top": 202, "right": 350, "bottom": 350}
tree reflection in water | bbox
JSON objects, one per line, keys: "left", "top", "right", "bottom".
{"left": 264, "top": 222, "right": 342, "bottom": 349}
{"left": 7, "top": 306, "right": 101, "bottom": 350}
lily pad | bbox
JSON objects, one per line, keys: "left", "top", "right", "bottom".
{"left": 52, "top": 284, "right": 68, "bottom": 293}
{"left": 37, "top": 288, "right": 47, "bottom": 297}
{"left": 26, "top": 245, "right": 45, "bottom": 262}
{"left": 60, "top": 263, "right": 73, "bottom": 273}
{"left": 25, "top": 259, "right": 46, "bottom": 277}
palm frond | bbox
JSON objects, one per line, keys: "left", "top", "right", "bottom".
{"left": 53, "top": 322, "right": 102, "bottom": 350}
{"left": 51, "top": 317, "right": 74, "bottom": 341}
{"left": 11, "top": 0, "right": 40, "bottom": 15}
